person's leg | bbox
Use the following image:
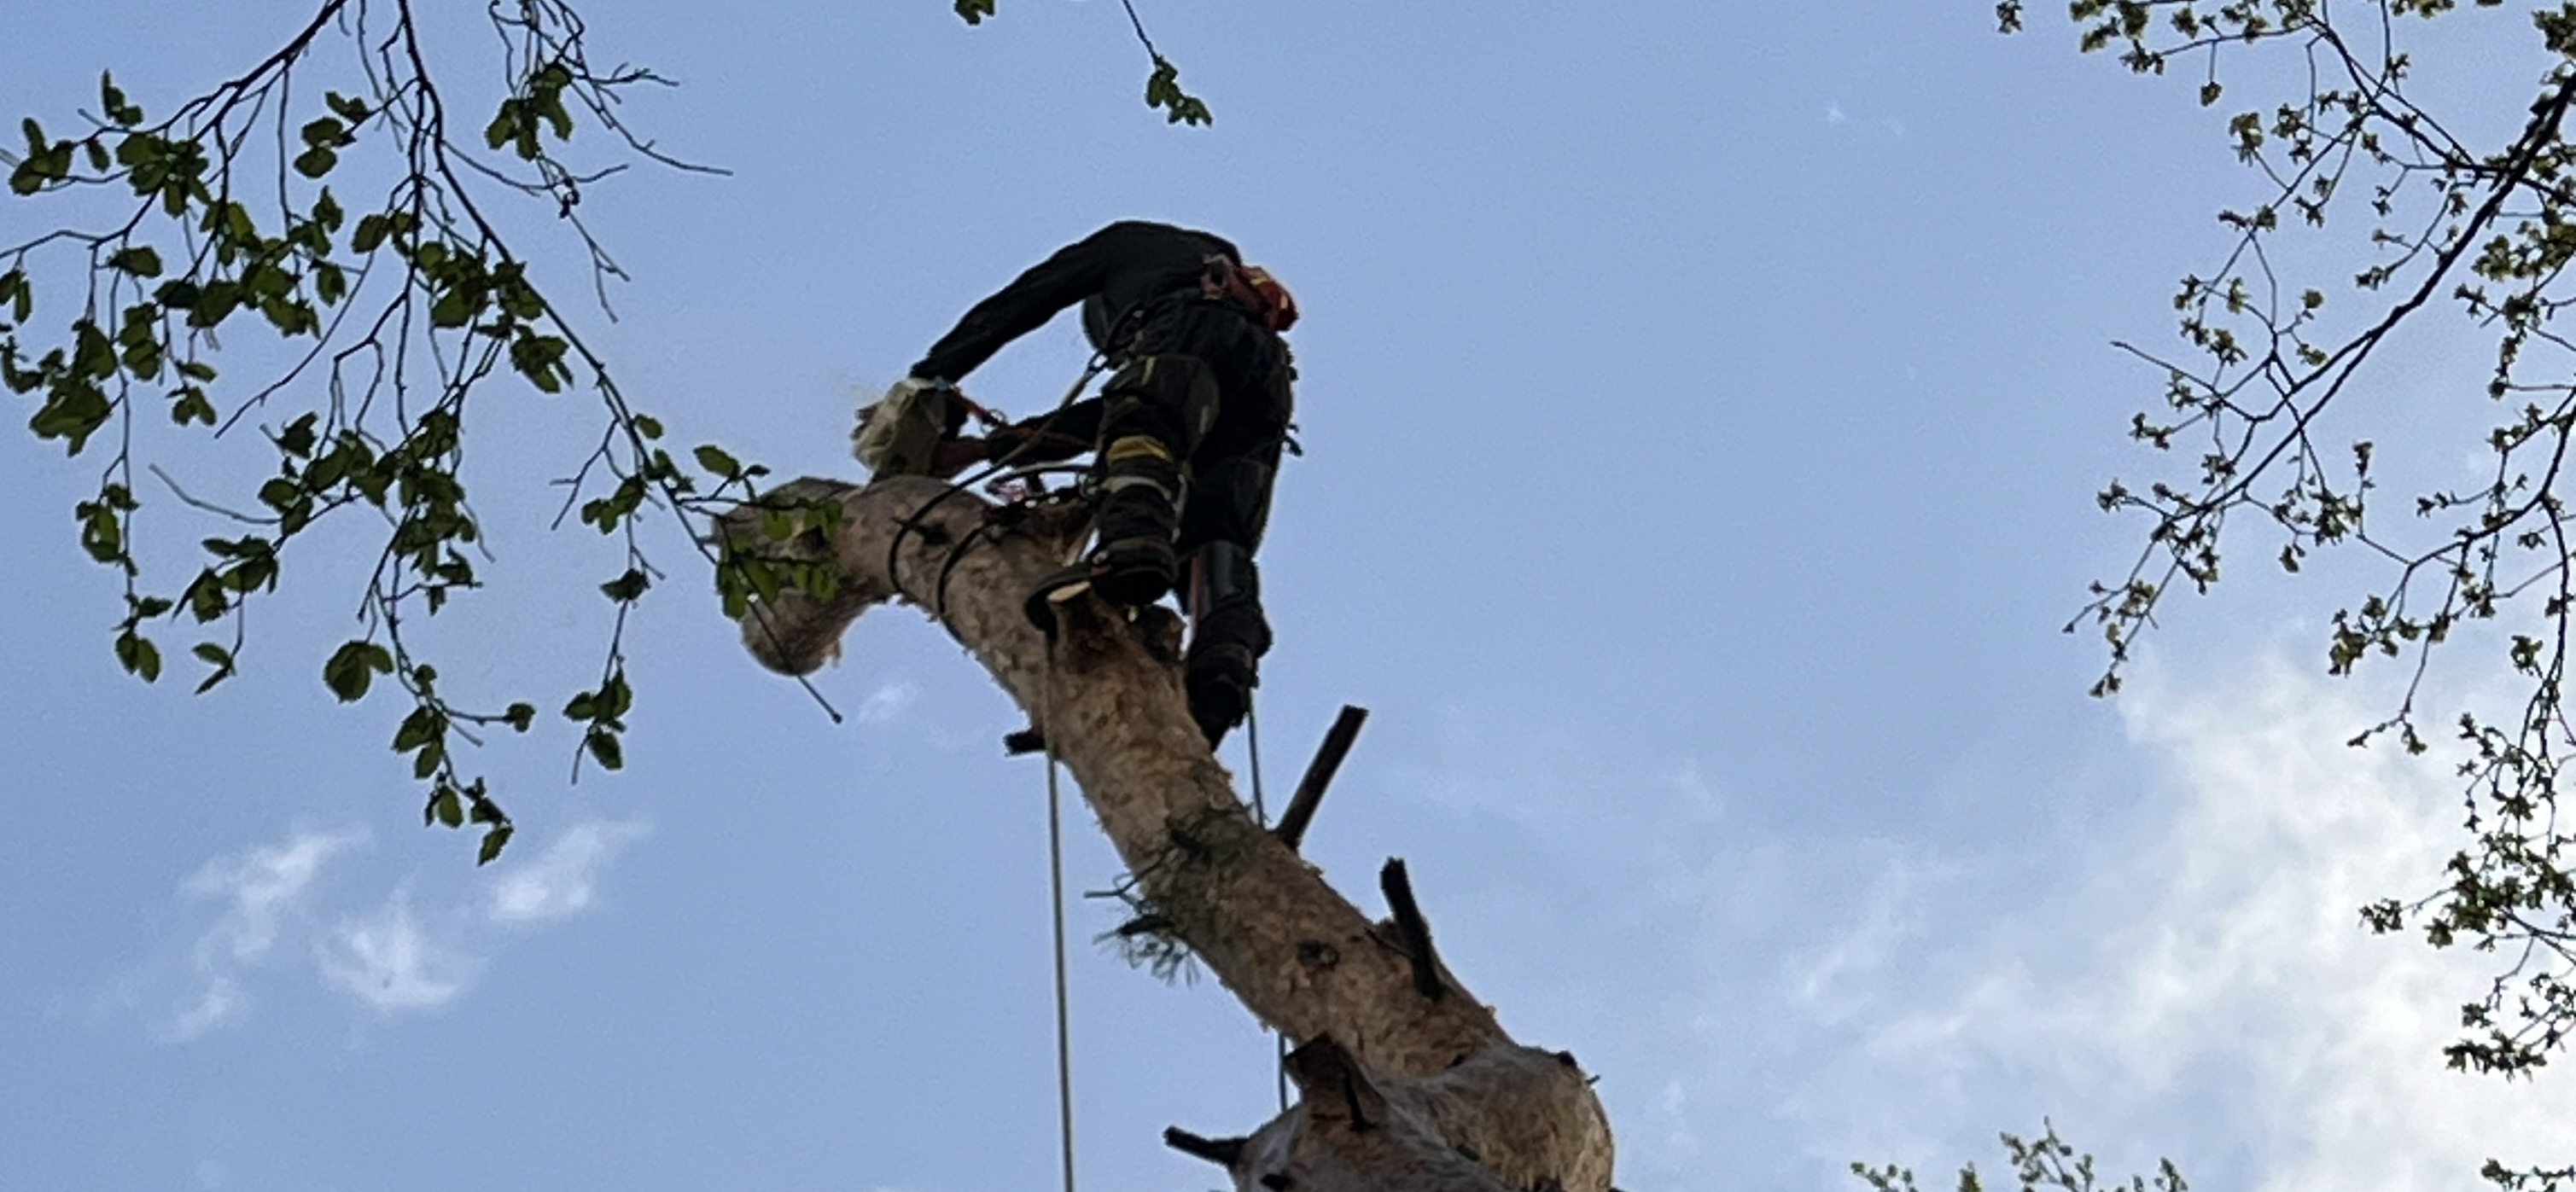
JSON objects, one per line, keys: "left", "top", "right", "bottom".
{"left": 1083, "top": 350, "right": 1219, "bottom": 606}
{"left": 1175, "top": 331, "right": 1292, "bottom": 747}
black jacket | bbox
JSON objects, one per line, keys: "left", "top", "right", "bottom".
{"left": 909, "top": 220, "right": 1241, "bottom": 383}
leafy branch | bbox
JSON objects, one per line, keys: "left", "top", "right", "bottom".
{"left": 2015, "top": 3, "right": 2576, "bottom": 1180}
{"left": 0, "top": 0, "right": 829, "bottom": 862}
{"left": 951, "top": 0, "right": 1213, "bottom": 125}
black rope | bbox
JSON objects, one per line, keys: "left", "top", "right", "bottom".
{"left": 881, "top": 358, "right": 1108, "bottom": 605}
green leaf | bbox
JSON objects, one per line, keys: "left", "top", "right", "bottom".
{"left": 322, "top": 639, "right": 393, "bottom": 702}
{"left": 392, "top": 705, "right": 441, "bottom": 752}
{"left": 429, "top": 287, "right": 475, "bottom": 329}
{"left": 115, "top": 630, "right": 162, "bottom": 682}
{"left": 191, "top": 653, "right": 235, "bottom": 695}
{"left": 694, "top": 444, "right": 742, "bottom": 477}
{"left": 77, "top": 501, "right": 121, "bottom": 562}
{"left": 101, "top": 73, "right": 143, "bottom": 125}
{"left": 292, "top": 146, "right": 336, "bottom": 178}
{"left": 325, "top": 90, "right": 370, "bottom": 125}
{"left": 585, "top": 728, "right": 624, "bottom": 770}
{"left": 30, "top": 379, "right": 114, "bottom": 454}
{"left": 1144, "top": 57, "right": 1213, "bottom": 126}
{"left": 170, "top": 387, "right": 216, "bottom": 427}
{"left": 107, "top": 246, "right": 162, "bottom": 277}
{"left": 599, "top": 568, "right": 651, "bottom": 602}
{"left": 484, "top": 103, "right": 519, "bottom": 151}
{"left": 504, "top": 702, "right": 536, "bottom": 732}
{"left": 428, "top": 786, "right": 464, "bottom": 829}
{"left": 954, "top": 0, "right": 996, "bottom": 23}
{"left": 276, "top": 411, "right": 318, "bottom": 456}
{"left": 351, "top": 213, "right": 388, "bottom": 253}
{"left": 509, "top": 333, "right": 568, "bottom": 392}
{"left": 476, "top": 824, "right": 513, "bottom": 865}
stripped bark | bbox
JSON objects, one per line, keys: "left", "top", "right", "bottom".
{"left": 718, "top": 474, "right": 1614, "bottom": 1192}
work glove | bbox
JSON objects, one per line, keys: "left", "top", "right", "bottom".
{"left": 852, "top": 376, "right": 959, "bottom": 477}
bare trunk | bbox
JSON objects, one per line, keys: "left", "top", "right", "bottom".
{"left": 720, "top": 475, "right": 1615, "bottom": 1192}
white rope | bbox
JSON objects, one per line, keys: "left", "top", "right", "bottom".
{"left": 1044, "top": 741, "right": 1077, "bottom": 1192}
{"left": 1244, "top": 694, "right": 1288, "bottom": 1112}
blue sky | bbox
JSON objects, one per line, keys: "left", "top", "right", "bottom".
{"left": 5, "top": 3, "right": 2573, "bottom": 1189}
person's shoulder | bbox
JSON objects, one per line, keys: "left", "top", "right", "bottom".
{"left": 1092, "top": 218, "right": 1240, "bottom": 259}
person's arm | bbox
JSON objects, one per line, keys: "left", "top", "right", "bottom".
{"left": 985, "top": 398, "right": 1103, "bottom": 464}
{"left": 909, "top": 227, "right": 1127, "bottom": 383}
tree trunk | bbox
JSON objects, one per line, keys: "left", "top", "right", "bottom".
{"left": 719, "top": 474, "right": 1615, "bottom": 1192}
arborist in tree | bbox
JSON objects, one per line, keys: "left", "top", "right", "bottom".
{"left": 853, "top": 220, "right": 1299, "bottom": 748}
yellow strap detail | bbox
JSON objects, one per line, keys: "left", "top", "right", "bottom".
{"left": 1105, "top": 435, "right": 1174, "bottom": 465}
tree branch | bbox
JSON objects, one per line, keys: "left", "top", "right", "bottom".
{"left": 716, "top": 474, "right": 1614, "bottom": 1192}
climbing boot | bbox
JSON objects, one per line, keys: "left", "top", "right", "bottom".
{"left": 1186, "top": 641, "right": 1258, "bottom": 747}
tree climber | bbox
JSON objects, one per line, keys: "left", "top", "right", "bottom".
{"left": 854, "top": 220, "right": 1299, "bottom": 748}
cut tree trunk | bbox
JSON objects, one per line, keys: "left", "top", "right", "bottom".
{"left": 718, "top": 474, "right": 1614, "bottom": 1192}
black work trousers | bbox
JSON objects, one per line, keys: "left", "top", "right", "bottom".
{"left": 1099, "top": 300, "right": 1295, "bottom": 560}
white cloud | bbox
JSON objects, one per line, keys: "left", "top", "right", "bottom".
{"left": 1783, "top": 656, "right": 2576, "bottom": 1189}
{"left": 184, "top": 828, "right": 362, "bottom": 963}
{"left": 484, "top": 819, "right": 648, "bottom": 924}
{"left": 316, "top": 891, "right": 474, "bottom": 1012}
{"left": 856, "top": 678, "right": 920, "bottom": 724}
{"left": 164, "top": 976, "right": 245, "bottom": 1043}
{"left": 159, "top": 828, "right": 364, "bottom": 1039}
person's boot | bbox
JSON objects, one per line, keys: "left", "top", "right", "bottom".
{"left": 1183, "top": 547, "right": 1271, "bottom": 747}
{"left": 1186, "top": 640, "right": 1258, "bottom": 747}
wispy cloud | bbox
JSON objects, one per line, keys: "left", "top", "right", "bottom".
{"left": 316, "top": 890, "right": 474, "bottom": 1012}
{"left": 1783, "top": 656, "right": 2576, "bottom": 1189}
{"left": 160, "top": 827, "right": 364, "bottom": 1040}
{"left": 483, "top": 819, "right": 648, "bottom": 925}
{"left": 1821, "top": 97, "right": 1906, "bottom": 138}
{"left": 855, "top": 678, "right": 920, "bottom": 724}
{"left": 137, "top": 817, "right": 644, "bottom": 1034}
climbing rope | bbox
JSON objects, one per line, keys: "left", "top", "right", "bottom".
{"left": 1033, "top": 520, "right": 1093, "bottom": 1192}
{"left": 1043, "top": 731, "right": 1078, "bottom": 1192}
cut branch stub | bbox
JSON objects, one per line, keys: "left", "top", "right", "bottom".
{"left": 1379, "top": 858, "right": 1447, "bottom": 1003}
{"left": 1276, "top": 703, "right": 1367, "bottom": 851}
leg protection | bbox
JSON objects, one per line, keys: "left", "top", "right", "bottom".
{"left": 1081, "top": 353, "right": 1219, "bottom": 608}
{"left": 1183, "top": 541, "right": 1271, "bottom": 747}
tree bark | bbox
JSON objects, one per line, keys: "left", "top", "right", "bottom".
{"left": 719, "top": 474, "right": 1615, "bottom": 1192}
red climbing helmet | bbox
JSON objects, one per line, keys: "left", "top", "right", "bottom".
{"left": 1203, "top": 257, "right": 1299, "bottom": 333}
